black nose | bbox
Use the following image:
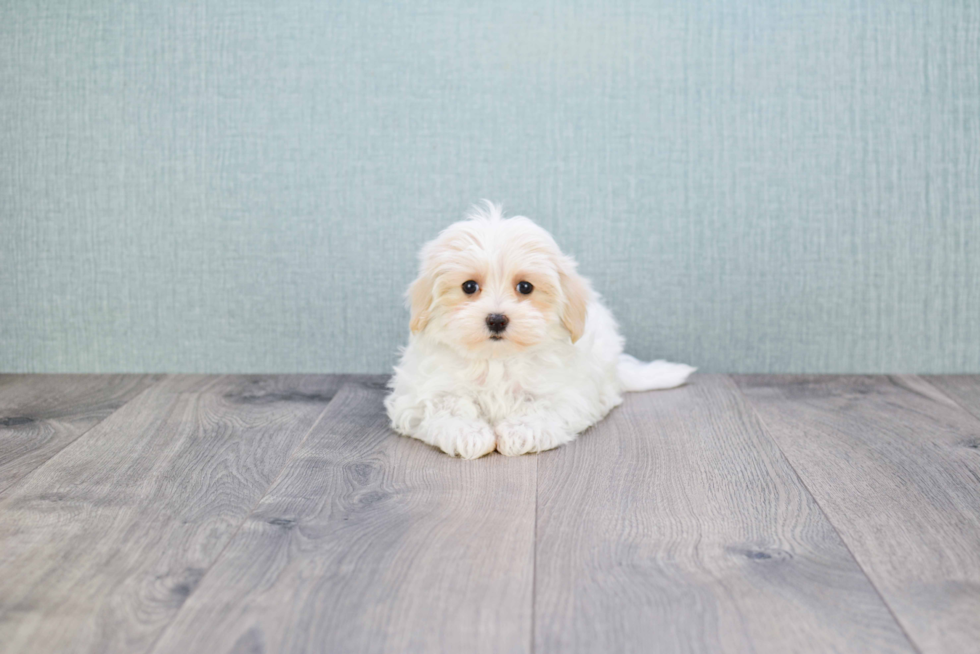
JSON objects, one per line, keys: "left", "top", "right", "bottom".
{"left": 486, "top": 313, "right": 509, "bottom": 334}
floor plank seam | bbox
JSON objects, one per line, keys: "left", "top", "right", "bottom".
{"left": 914, "top": 375, "right": 980, "bottom": 423}
{"left": 0, "top": 375, "right": 234, "bottom": 633}
{"left": 142, "top": 381, "right": 346, "bottom": 654}
{"left": 530, "top": 454, "right": 538, "bottom": 654}
{"left": 727, "top": 375, "right": 926, "bottom": 654}
{"left": 0, "top": 375, "right": 176, "bottom": 627}
{"left": 0, "top": 374, "right": 170, "bottom": 502}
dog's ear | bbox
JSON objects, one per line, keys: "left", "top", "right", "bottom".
{"left": 558, "top": 257, "right": 592, "bottom": 343}
{"left": 408, "top": 270, "right": 435, "bottom": 334}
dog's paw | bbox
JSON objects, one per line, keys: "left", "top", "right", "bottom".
{"left": 427, "top": 417, "right": 496, "bottom": 459}
{"left": 495, "top": 419, "right": 536, "bottom": 456}
{"left": 495, "top": 417, "right": 572, "bottom": 456}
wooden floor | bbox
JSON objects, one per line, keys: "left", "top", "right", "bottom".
{"left": 0, "top": 375, "right": 978, "bottom": 654}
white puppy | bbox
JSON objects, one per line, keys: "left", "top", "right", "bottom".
{"left": 385, "top": 202, "right": 694, "bottom": 459}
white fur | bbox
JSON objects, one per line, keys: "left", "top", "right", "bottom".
{"left": 385, "top": 202, "right": 695, "bottom": 458}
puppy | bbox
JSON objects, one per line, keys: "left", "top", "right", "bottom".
{"left": 385, "top": 202, "right": 694, "bottom": 458}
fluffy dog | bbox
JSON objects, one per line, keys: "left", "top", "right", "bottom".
{"left": 385, "top": 202, "right": 694, "bottom": 458}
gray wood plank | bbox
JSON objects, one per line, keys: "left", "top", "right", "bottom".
{"left": 535, "top": 375, "right": 914, "bottom": 654}
{"left": 0, "top": 374, "right": 163, "bottom": 496}
{"left": 150, "top": 380, "right": 536, "bottom": 654}
{"left": 0, "top": 374, "right": 352, "bottom": 654}
{"left": 924, "top": 375, "right": 980, "bottom": 422}
{"left": 734, "top": 375, "right": 980, "bottom": 654}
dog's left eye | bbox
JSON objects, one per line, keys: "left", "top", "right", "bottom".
{"left": 516, "top": 281, "right": 534, "bottom": 295}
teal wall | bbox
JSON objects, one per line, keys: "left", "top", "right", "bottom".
{"left": 2, "top": 1, "right": 978, "bottom": 373}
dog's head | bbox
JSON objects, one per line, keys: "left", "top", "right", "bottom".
{"left": 407, "top": 202, "right": 592, "bottom": 359}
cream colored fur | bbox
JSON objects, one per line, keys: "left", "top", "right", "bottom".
{"left": 385, "top": 202, "right": 694, "bottom": 458}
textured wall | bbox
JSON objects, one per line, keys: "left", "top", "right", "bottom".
{"left": 1, "top": 1, "right": 978, "bottom": 373}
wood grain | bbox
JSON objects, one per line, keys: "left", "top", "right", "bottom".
{"left": 3, "top": 374, "right": 976, "bottom": 654}
{"left": 534, "top": 375, "right": 914, "bottom": 654}
{"left": 150, "top": 380, "right": 537, "bottom": 654}
{"left": 734, "top": 375, "right": 980, "bottom": 654}
{"left": 0, "top": 374, "right": 163, "bottom": 496}
{"left": 0, "top": 374, "right": 351, "bottom": 654}
{"left": 924, "top": 375, "right": 980, "bottom": 422}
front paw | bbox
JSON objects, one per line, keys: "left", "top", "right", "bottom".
{"left": 426, "top": 417, "right": 496, "bottom": 459}
{"left": 495, "top": 417, "right": 572, "bottom": 456}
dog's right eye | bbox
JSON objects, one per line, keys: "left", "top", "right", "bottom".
{"left": 462, "top": 280, "right": 479, "bottom": 295}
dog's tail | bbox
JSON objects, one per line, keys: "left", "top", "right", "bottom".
{"left": 617, "top": 354, "right": 696, "bottom": 392}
